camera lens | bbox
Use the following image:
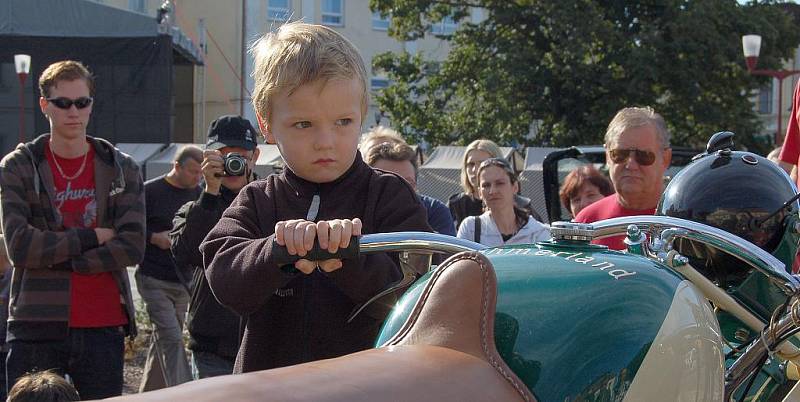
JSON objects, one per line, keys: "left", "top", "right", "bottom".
{"left": 223, "top": 153, "right": 247, "bottom": 176}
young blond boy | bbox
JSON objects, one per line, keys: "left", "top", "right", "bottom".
{"left": 200, "top": 22, "right": 430, "bottom": 373}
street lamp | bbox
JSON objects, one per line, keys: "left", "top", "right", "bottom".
{"left": 14, "top": 54, "right": 31, "bottom": 144}
{"left": 742, "top": 34, "right": 800, "bottom": 145}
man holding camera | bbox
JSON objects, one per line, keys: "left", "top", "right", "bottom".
{"left": 170, "top": 115, "right": 260, "bottom": 378}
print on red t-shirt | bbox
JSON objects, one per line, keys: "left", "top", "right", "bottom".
{"left": 46, "top": 142, "right": 127, "bottom": 328}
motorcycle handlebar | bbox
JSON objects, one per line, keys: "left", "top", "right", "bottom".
{"left": 270, "top": 232, "right": 484, "bottom": 266}
{"left": 271, "top": 236, "right": 360, "bottom": 265}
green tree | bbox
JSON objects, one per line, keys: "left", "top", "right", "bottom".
{"left": 370, "top": 0, "right": 799, "bottom": 153}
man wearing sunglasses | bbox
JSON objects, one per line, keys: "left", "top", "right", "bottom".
{"left": 0, "top": 60, "right": 145, "bottom": 398}
{"left": 575, "top": 107, "right": 672, "bottom": 250}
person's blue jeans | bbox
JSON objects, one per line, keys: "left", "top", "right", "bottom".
{"left": 6, "top": 327, "right": 125, "bottom": 399}
{"left": 191, "top": 351, "right": 234, "bottom": 379}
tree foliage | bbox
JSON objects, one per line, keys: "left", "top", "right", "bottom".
{"left": 370, "top": 0, "right": 799, "bottom": 152}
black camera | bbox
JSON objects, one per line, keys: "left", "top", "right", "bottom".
{"left": 223, "top": 152, "right": 247, "bottom": 176}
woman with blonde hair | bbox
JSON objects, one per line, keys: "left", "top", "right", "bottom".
{"left": 448, "top": 139, "right": 539, "bottom": 228}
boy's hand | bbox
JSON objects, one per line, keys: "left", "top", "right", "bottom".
{"left": 274, "top": 218, "right": 362, "bottom": 274}
{"left": 316, "top": 218, "right": 362, "bottom": 253}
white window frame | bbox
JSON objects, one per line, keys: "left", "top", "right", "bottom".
{"left": 321, "top": 0, "right": 344, "bottom": 27}
{"left": 268, "top": 0, "right": 291, "bottom": 21}
{"left": 372, "top": 11, "right": 390, "bottom": 31}
{"left": 431, "top": 15, "right": 457, "bottom": 35}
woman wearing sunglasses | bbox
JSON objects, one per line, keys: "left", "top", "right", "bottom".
{"left": 448, "top": 139, "right": 543, "bottom": 229}
{"left": 456, "top": 158, "right": 550, "bottom": 246}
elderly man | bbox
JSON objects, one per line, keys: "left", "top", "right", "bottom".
{"left": 574, "top": 106, "right": 672, "bottom": 250}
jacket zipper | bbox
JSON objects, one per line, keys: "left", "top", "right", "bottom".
{"left": 300, "top": 186, "right": 321, "bottom": 361}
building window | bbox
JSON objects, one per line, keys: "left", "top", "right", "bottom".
{"left": 128, "top": 0, "right": 146, "bottom": 13}
{"left": 372, "top": 11, "right": 390, "bottom": 31}
{"left": 431, "top": 15, "right": 457, "bottom": 35}
{"left": 758, "top": 82, "right": 773, "bottom": 114}
{"left": 268, "top": 0, "right": 291, "bottom": 21}
{"left": 321, "top": 0, "right": 343, "bottom": 26}
{"left": 371, "top": 77, "right": 390, "bottom": 91}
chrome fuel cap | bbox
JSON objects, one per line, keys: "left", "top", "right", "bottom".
{"left": 550, "top": 221, "right": 594, "bottom": 242}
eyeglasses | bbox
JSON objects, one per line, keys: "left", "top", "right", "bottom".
{"left": 47, "top": 97, "right": 94, "bottom": 110}
{"left": 608, "top": 149, "right": 657, "bottom": 166}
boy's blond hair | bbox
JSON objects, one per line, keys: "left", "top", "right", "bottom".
{"left": 250, "top": 22, "right": 368, "bottom": 123}
{"left": 7, "top": 370, "right": 80, "bottom": 402}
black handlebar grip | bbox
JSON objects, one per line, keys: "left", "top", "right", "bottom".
{"left": 272, "top": 236, "right": 360, "bottom": 266}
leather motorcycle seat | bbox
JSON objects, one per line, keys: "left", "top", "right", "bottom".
{"left": 100, "top": 252, "right": 535, "bottom": 402}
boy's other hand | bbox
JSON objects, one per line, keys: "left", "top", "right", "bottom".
{"left": 275, "top": 219, "right": 317, "bottom": 257}
{"left": 316, "top": 218, "right": 362, "bottom": 253}
{"left": 202, "top": 149, "right": 224, "bottom": 195}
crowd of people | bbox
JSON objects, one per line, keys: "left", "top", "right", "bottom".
{"left": 0, "top": 19, "right": 794, "bottom": 401}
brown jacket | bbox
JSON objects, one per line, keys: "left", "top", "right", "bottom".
{"left": 0, "top": 134, "right": 145, "bottom": 340}
{"left": 201, "top": 156, "right": 430, "bottom": 373}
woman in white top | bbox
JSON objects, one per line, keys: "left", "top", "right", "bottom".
{"left": 457, "top": 157, "right": 550, "bottom": 247}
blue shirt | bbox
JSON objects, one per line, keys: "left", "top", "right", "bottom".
{"left": 419, "top": 194, "right": 456, "bottom": 236}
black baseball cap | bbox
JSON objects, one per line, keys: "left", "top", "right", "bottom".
{"left": 206, "top": 115, "right": 259, "bottom": 151}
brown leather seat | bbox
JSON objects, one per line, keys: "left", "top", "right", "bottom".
{"left": 100, "top": 252, "right": 536, "bottom": 402}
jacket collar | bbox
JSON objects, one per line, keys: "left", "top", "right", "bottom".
{"left": 281, "top": 152, "right": 370, "bottom": 198}
{"left": 23, "top": 133, "right": 117, "bottom": 167}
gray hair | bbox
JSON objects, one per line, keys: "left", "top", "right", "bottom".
{"left": 604, "top": 107, "right": 670, "bottom": 149}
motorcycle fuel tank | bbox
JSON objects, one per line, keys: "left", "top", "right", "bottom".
{"left": 377, "top": 240, "right": 725, "bottom": 402}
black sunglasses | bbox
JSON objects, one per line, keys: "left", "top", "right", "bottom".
{"left": 608, "top": 149, "right": 657, "bottom": 166}
{"left": 47, "top": 97, "right": 94, "bottom": 110}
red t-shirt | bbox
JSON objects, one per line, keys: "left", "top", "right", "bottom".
{"left": 46, "top": 143, "right": 128, "bottom": 328}
{"left": 573, "top": 194, "right": 655, "bottom": 250}
{"left": 779, "top": 80, "right": 800, "bottom": 188}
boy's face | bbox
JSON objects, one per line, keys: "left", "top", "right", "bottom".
{"left": 261, "top": 77, "right": 363, "bottom": 183}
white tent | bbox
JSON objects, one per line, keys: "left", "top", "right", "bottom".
{"left": 254, "top": 144, "right": 283, "bottom": 179}
{"left": 115, "top": 143, "right": 167, "bottom": 179}
{"left": 416, "top": 146, "right": 522, "bottom": 204}
{"left": 518, "top": 147, "right": 560, "bottom": 223}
